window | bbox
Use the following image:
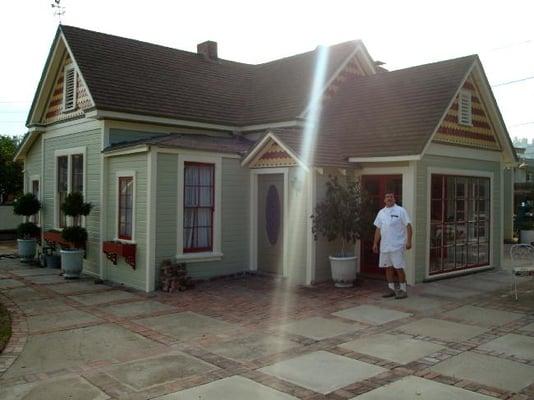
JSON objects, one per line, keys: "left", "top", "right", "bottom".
{"left": 183, "top": 163, "right": 214, "bottom": 252}
{"left": 55, "top": 148, "right": 85, "bottom": 228}
{"left": 30, "top": 178, "right": 40, "bottom": 225}
{"left": 118, "top": 176, "right": 134, "bottom": 240}
{"left": 63, "top": 64, "right": 77, "bottom": 112}
{"left": 430, "top": 175, "right": 490, "bottom": 275}
{"left": 458, "top": 89, "right": 472, "bottom": 125}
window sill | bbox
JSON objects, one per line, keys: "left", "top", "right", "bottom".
{"left": 113, "top": 238, "right": 136, "bottom": 245}
{"left": 175, "top": 251, "right": 223, "bottom": 263}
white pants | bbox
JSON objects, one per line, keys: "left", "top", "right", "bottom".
{"left": 379, "top": 250, "right": 406, "bottom": 269}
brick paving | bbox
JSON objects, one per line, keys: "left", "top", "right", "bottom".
{"left": 0, "top": 254, "right": 533, "bottom": 399}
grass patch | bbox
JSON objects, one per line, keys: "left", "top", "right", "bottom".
{"left": 0, "top": 301, "right": 12, "bottom": 353}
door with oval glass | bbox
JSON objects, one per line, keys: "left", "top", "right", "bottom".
{"left": 257, "top": 174, "right": 284, "bottom": 275}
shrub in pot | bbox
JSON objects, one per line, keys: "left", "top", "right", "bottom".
{"left": 60, "top": 192, "right": 92, "bottom": 279}
{"left": 311, "top": 176, "right": 373, "bottom": 287}
{"left": 13, "top": 193, "right": 41, "bottom": 261}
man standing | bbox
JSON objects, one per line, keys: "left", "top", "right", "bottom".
{"left": 372, "top": 192, "right": 412, "bottom": 299}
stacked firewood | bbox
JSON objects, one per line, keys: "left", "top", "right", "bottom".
{"left": 160, "top": 259, "right": 194, "bottom": 293}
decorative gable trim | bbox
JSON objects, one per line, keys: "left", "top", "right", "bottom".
{"left": 242, "top": 132, "right": 306, "bottom": 169}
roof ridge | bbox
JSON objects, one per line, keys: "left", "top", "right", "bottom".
{"left": 387, "top": 54, "right": 478, "bottom": 74}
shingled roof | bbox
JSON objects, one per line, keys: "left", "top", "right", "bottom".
{"left": 60, "top": 25, "right": 361, "bottom": 126}
{"left": 318, "top": 55, "right": 477, "bottom": 159}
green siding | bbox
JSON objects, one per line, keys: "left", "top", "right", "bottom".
{"left": 42, "top": 129, "right": 102, "bottom": 275}
{"left": 24, "top": 136, "right": 42, "bottom": 188}
{"left": 105, "top": 153, "right": 148, "bottom": 291}
{"left": 155, "top": 155, "right": 250, "bottom": 282}
{"left": 109, "top": 128, "right": 166, "bottom": 145}
{"left": 414, "top": 154, "right": 502, "bottom": 282}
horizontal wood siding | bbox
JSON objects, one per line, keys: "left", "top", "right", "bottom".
{"left": 24, "top": 136, "right": 42, "bottom": 189}
{"left": 42, "top": 129, "right": 102, "bottom": 275}
{"left": 415, "top": 154, "right": 502, "bottom": 282}
{"left": 155, "top": 153, "right": 178, "bottom": 283}
{"left": 105, "top": 153, "right": 148, "bottom": 290}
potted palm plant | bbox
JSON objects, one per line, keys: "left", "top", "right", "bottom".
{"left": 13, "top": 193, "right": 41, "bottom": 262}
{"left": 60, "top": 192, "right": 92, "bottom": 278}
{"left": 311, "top": 176, "right": 373, "bottom": 287}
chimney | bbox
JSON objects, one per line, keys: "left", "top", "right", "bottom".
{"left": 197, "top": 41, "right": 218, "bottom": 61}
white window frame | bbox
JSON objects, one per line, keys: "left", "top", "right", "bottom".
{"left": 115, "top": 171, "right": 136, "bottom": 243}
{"left": 176, "top": 154, "right": 223, "bottom": 262}
{"left": 30, "top": 174, "right": 41, "bottom": 226}
{"left": 54, "top": 146, "right": 87, "bottom": 229}
{"left": 62, "top": 63, "right": 77, "bottom": 112}
{"left": 458, "top": 89, "right": 472, "bottom": 126}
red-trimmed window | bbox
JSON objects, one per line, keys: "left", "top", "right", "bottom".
{"left": 183, "top": 162, "right": 214, "bottom": 252}
{"left": 118, "top": 177, "right": 134, "bottom": 240}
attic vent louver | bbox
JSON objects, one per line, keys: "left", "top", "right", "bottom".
{"left": 63, "top": 64, "right": 77, "bottom": 112}
{"left": 458, "top": 89, "right": 472, "bottom": 126}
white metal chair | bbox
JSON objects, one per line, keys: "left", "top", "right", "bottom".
{"left": 510, "top": 244, "right": 534, "bottom": 300}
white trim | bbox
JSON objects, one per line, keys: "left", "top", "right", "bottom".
{"left": 114, "top": 171, "right": 137, "bottom": 243}
{"left": 424, "top": 265, "right": 493, "bottom": 281}
{"left": 60, "top": 32, "right": 96, "bottom": 108}
{"left": 175, "top": 251, "right": 223, "bottom": 263}
{"left": 176, "top": 154, "right": 223, "bottom": 259}
{"left": 99, "top": 121, "right": 107, "bottom": 279}
{"left": 240, "top": 120, "right": 304, "bottom": 132}
{"left": 425, "top": 167, "right": 495, "bottom": 281}
{"left": 53, "top": 146, "right": 87, "bottom": 229}
{"left": 92, "top": 110, "right": 237, "bottom": 131}
{"left": 249, "top": 168, "right": 289, "bottom": 277}
{"left": 426, "top": 143, "right": 501, "bottom": 161}
{"left": 43, "top": 119, "right": 101, "bottom": 139}
{"left": 62, "top": 63, "right": 77, "bottom": 112}
{"left": 146, "top": 150, "right": 157, "bottom": 292}
{"left": 306, "top": 168, "right": 316, "bottom": 284}
{"left": 241, "top": 131, "right": 308, "bottom": 170}
{"left": 349, "top": 155, "right": 421, "bottom": 163}
{"left": 420, "top": 63, "right": 475, "bottom": 157}
{"left": 103, "top": 146, "right": 150, "bottom": 157}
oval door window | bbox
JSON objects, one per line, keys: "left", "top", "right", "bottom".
{"left": 265, "top": 185, "right": 281, "bottom": 245}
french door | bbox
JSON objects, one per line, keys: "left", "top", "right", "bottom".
{"left": 429, "top": 174, "right": 490, "bottom": 275}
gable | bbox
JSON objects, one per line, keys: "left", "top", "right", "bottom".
{"left": 42, "top": 51, "right": 93, "bottom": 125}
{"left": 322, "top": 54, "right": 368, "bottom": 101}
{"left": 433, "top": 74, "right": 501, "bottom": 151}
{"left": 249, "top": 138, "right": 297, "bottom": 168}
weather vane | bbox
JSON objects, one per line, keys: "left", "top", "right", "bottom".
{"left": 51, "top": 0, "right": 66, "bottom": 24}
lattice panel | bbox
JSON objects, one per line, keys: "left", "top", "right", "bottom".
{"left": 43, "top": 53, "right": 93, "bottom": 124}
{"left": 433, "top": 75, "right": 501, "bottom": 151}
{"left": 250, "top": 139, "right": 297, "bottom": 168}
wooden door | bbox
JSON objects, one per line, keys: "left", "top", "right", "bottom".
{"left": 360, "top": 175, "right": 403, "bottom": 277}
{"left": 257, "top": 174, "right": 284, "bottom": 274}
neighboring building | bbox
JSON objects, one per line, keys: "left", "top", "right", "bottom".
{"left": 512, "top": 146, "right": 534, "bottom": 212}
{"left": 15, "top": 26, "right": 517, "bottom": 291}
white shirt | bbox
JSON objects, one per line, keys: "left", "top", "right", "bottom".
{"left": 374, "top": 204, "right": 411, "bottom": 252}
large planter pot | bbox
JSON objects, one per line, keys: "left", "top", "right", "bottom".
{"left": 520, "top": 230, "right": 534, "bottom": 244}
{"left": 46, "top": 254, "right": 61, "bottom": 269}
{"left": 17, "top": 238, "right": 37, "bottom": 261}
{"left": 60, "top": 249, "right": 84, "bottom": 279}
{"left": 329, "top": 255, "right": 357, "bottom": 288}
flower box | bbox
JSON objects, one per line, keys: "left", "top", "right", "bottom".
{"left": 102, "top": 241, "right": 136, "bottom": 269}
{"left": 43, "top": 230, "right": 73, "bottom": 249}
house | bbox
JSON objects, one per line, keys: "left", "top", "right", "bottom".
{"left": 15, "top": 25, "right": 517, "bottom": 292}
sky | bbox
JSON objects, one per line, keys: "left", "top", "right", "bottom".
{"left": 1, "top": 0, "right": 533, "bottom": 142}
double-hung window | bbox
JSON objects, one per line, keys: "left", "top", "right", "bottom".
{"left": 55, "top": 148, "right": 85, "bottom": 228}
{"left": 183, "top": 162, "right": 214, "bottom": 252}
{"left": 117, "top": 175, "right": 135, "bottom": 241}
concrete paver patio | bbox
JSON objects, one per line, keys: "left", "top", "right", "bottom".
{"left": 0, "top": 256, "right": 534, "bottom": 399}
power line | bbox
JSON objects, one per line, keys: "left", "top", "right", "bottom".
{"left": 492, "top": 75, "right": 534, "bottom": 87}
{"left": 511, "top": 121, "right": 534, "bottom": 127}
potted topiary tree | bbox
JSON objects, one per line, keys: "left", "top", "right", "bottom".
{"left": 311, "top": 176, "right": 373, "bottom": 287}
{"left": 60, "top": 192, "right": 93, "bottom": 278}
{"left": 13, "top": 193, "right": 41, "bottom": 262}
